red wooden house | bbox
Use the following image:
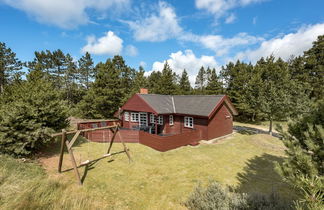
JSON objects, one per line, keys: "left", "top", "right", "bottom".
{"left": 120, "top": 89, "right": 238, "bottom": 141}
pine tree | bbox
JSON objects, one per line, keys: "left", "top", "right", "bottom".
{"left": 276, "top": 100, "right": 324, "bottom": 209}
{"left": 112, "top": 55, "right": 135, "bottom": 101}
{"left": 258, "top": 56, "right": 292, "bottom": 135}
{"left": 0, "top": 69, "right": 68, "bottom": 156}
{"left": 158, "top": 62, "right": 178, "bottom": 95}
{"left": 51, "top": 49, "right": 67, "bottom": 89}
{"left": 78, "top": 52, "right": 94, "bottom": 90}
{"left": 303, "top": 35, "right": 324, "bottom": 101}
{"left": 147, "top": 71, "right": 162, "bottom": 94}
{"left": 78, "top": 59, "right": 124, "bottom": 118}
{"left": 64, "top": 54, "right": 80, "bottom": 105}
{"left": 206, "top": 68, "right": 222, "bottom": 95}
{"left": 0, "top": 42, "right": 22, "bottom": 93}
{"left": 179, "top": 69, "right": 191, "bottom": 94}
{"left": 132, "top": 66, "right": 148, "bottom": 93}
{"left": 195, "top": 66, "right": 206, "bottom": 94}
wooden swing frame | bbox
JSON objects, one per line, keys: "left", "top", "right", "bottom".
{"left": 51, "top": 122, "right": 132, "bottom": 185}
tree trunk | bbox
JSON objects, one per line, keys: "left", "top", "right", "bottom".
{"left": 269, "top": 116, "right": 273, "bottom": 136}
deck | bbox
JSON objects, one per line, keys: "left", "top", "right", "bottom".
{"left": 77, "top": 120, "right": 202, "bottom": 152}
{"left": 83, "top": 129, "right": 139, "bottom": 143}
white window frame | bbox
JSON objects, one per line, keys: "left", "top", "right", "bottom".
{"left": 157, "top": 115, "right": 163, "bottom": 125}
{"left": 150, "top": 114, "right": 155, "bottom": 123}
{"left": 131, "top": 112, "right": 139, "bottom": 122}
{"left": 169, "top": 115, "right": 174, "bottom": 126}
{"left": 184, "top": 116, "right": 194, "bottom": 128}
{"left": 124, "top": 112, "right": 129, "bottom": 121}
{"left": 139, "top": 112, "right": 148, "bottom": 126}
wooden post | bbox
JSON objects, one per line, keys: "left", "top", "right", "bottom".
{"left": 117, "top": 126, "right": 132, "bottom": 163}
{"left": 155, "top": 115, "right": 158, "bottom": 135}
{"left": 58, "top": 129, "right": 66, "bottom": 173}
{"left": 66, "top": 141, "right": 82, "bottom": 185}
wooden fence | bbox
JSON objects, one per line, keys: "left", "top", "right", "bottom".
{"left": 139, "top": 129, "right": 201, "bottom": 152}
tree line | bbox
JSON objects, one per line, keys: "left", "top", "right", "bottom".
{"left": 1, "top": 36, "right": 323, "bottom": 131}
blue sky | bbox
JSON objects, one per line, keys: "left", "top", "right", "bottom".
{"left": 1, "top": 0, "right": 324, "bottom": 83}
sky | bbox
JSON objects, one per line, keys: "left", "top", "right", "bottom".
{"left": 1, "top": 0, "right": 324, "bottom": 84}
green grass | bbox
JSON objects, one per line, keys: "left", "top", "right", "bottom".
{"left": 0, "top": 132, "right": 296, "bottom": 209}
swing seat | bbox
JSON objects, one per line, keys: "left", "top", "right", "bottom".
{"left": 80, "top": 159, "right": 90, "bottom": 165}
{"left": 103, "top": 153, "right": 111, "bottom": 157}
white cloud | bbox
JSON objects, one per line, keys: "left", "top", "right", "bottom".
{"left": 0, "top": 0, "right": 130, "bottom": 28}
{"left": 235, "top": 23, "right": 324, "bottom": 62}
{"left": 181, "top": 32, "right": 263, "bottom": 56}
{"left": 125, "top": 1, "right": 182, "bottom": 42}
{"left": 81, "top": 31, "right": 123, "bottom": 55}
{"left": 225, "top": 13, "right": 236, "bottom": 24}
{"left": 195, "top": 0, "right": 266, "bottom": 21}
{"left": 125, "top": 45, "right": 138, "bottom": 56}
{"left": 139, "top": 61, "right": 147, "bottom": 68}
{"left": 152, "top": 50, "right": 218, "bottom": 85}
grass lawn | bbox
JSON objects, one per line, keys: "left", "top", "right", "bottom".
{"left": 1, "top": 132, "right": 296, "bottom": 209}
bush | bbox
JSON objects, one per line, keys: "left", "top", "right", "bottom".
{"left": 0, "top": 70, "right": 68, "bottom": 157}
{"left": 184, "top": 181, "right": 293, "bottom": 210}
{"left": 276, "top": 100, "right": 324, "bottom": 209}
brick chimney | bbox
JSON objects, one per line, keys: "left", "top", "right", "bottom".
{"left": 140, "top": 88, "right": 148, "bottom": 94}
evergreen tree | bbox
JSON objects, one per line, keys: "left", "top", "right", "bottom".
{"left": 179, "top": 69, "right": 191, "bottom": 94}
{"left": 195, "top": 66, "right": 206, "bottom": 93}
{"left": 258, "top": 56, "right": 292, "bottom": 135}
{"left": 158, "top": 62, "right": 178, "bottom": 95}
{"left": 276, "top": 100, "right": 324, "bottom": 209}
{"left": 64, "top": 54, "right": 81, "bottom": 105}
{"left": 78, "top": 52, "right": 94, "bottom": 90}
{"left": 0, "top": 42, "right": 22, "bottom": 93}
{"left": 132, "top": 66, "right": 148, "bottom": 93}
{"left": 0, "top": 69, "right": 68, "bottom": 156}
{"left": 27, "top": 50, "right": 54, "bottom": 80}
{"left": 206, "top": 68, "right": 222, "bottom": 95}
{"left": 147, "top": 71, "right": 162, "bottom": 94}
{"left": 78, "top": 59, "right": 124, "bottom": 118}
{"left": 51, "top": 49, "right": 67, "bottom": 88}
{"left": 303, "top": 35, "right": 324, "bottom": 101}
{"left": 112, "top": 55, "right": 134, "bottom": 101}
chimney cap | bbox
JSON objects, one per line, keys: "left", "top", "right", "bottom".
{"left": 140, "top": 88, "right": 148, "bottom": 94}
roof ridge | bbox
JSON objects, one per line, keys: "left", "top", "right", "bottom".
{"left": 171, "top": 96, "right": 176, "bottom": 113}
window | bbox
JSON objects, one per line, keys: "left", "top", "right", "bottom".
{"left": 157, "top": 115, "right": 163, "bottom": 125}
{"left": 131, "top": 112, "right": 139, "bottom": 122}
{"left": 169, "top": 115, "right": 174, "bottom": 126}
{"left": 124, "top": 112, "right": 129, "bottom": 121}
{"left": 139, "top": 112, "right": 148, "bottom": 126}
{"left": 184, "top": 116, "right": 193, "bottom": 128}
{"left": 150, "top": 114, "right": 155, "bottom": 123}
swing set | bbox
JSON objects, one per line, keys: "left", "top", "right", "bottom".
{"left": 51, "top": 121, "right": 132, "bottom": 185}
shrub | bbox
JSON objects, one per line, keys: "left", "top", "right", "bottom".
{"left": 0, "top": 70, "right": 68, "bottom": 157}
{"left": 184, "top": 181, "right": 293, "bottom": 210}
{"left": 276, "top": 100, "right": 324, "bottom": 209}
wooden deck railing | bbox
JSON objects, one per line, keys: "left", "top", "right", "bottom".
{"left": 139, "top": 129, "right": 201, "bottom": 152}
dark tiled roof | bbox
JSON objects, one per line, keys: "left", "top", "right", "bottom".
{"left": 138, "top": 94, "right": 224, "bottom": 117}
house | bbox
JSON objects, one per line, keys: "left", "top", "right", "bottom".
{"left": 120, "top": 89, "right": 238, "bottom": 140}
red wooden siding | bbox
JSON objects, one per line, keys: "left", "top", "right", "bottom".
{"left": 121, "top": 94, "right": 156, "bottom": 114}
{"left": 85, "top": 129, "right": 139, "bottom": 143}
{"left": 207, "top": 103, "right": 233, "bottom": 139}
{"left": 139, "top": 129, "right": 201, "bottom": 152}
{"left": 77, "top": 120, "right": 139, "bottom": 143}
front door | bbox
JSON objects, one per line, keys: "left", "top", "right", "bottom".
{"left": 139, "top": 112, "right": 148, "bottom": 127}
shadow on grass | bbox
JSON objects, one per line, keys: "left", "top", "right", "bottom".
{"left": 236, "top": 154, "right": 296, "bottom": 201}
{"left": 38, "top": 134, "right": 90, "bottom": 158}
{"left": 233, "top": 125, "right": 281, "bottom": 138}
